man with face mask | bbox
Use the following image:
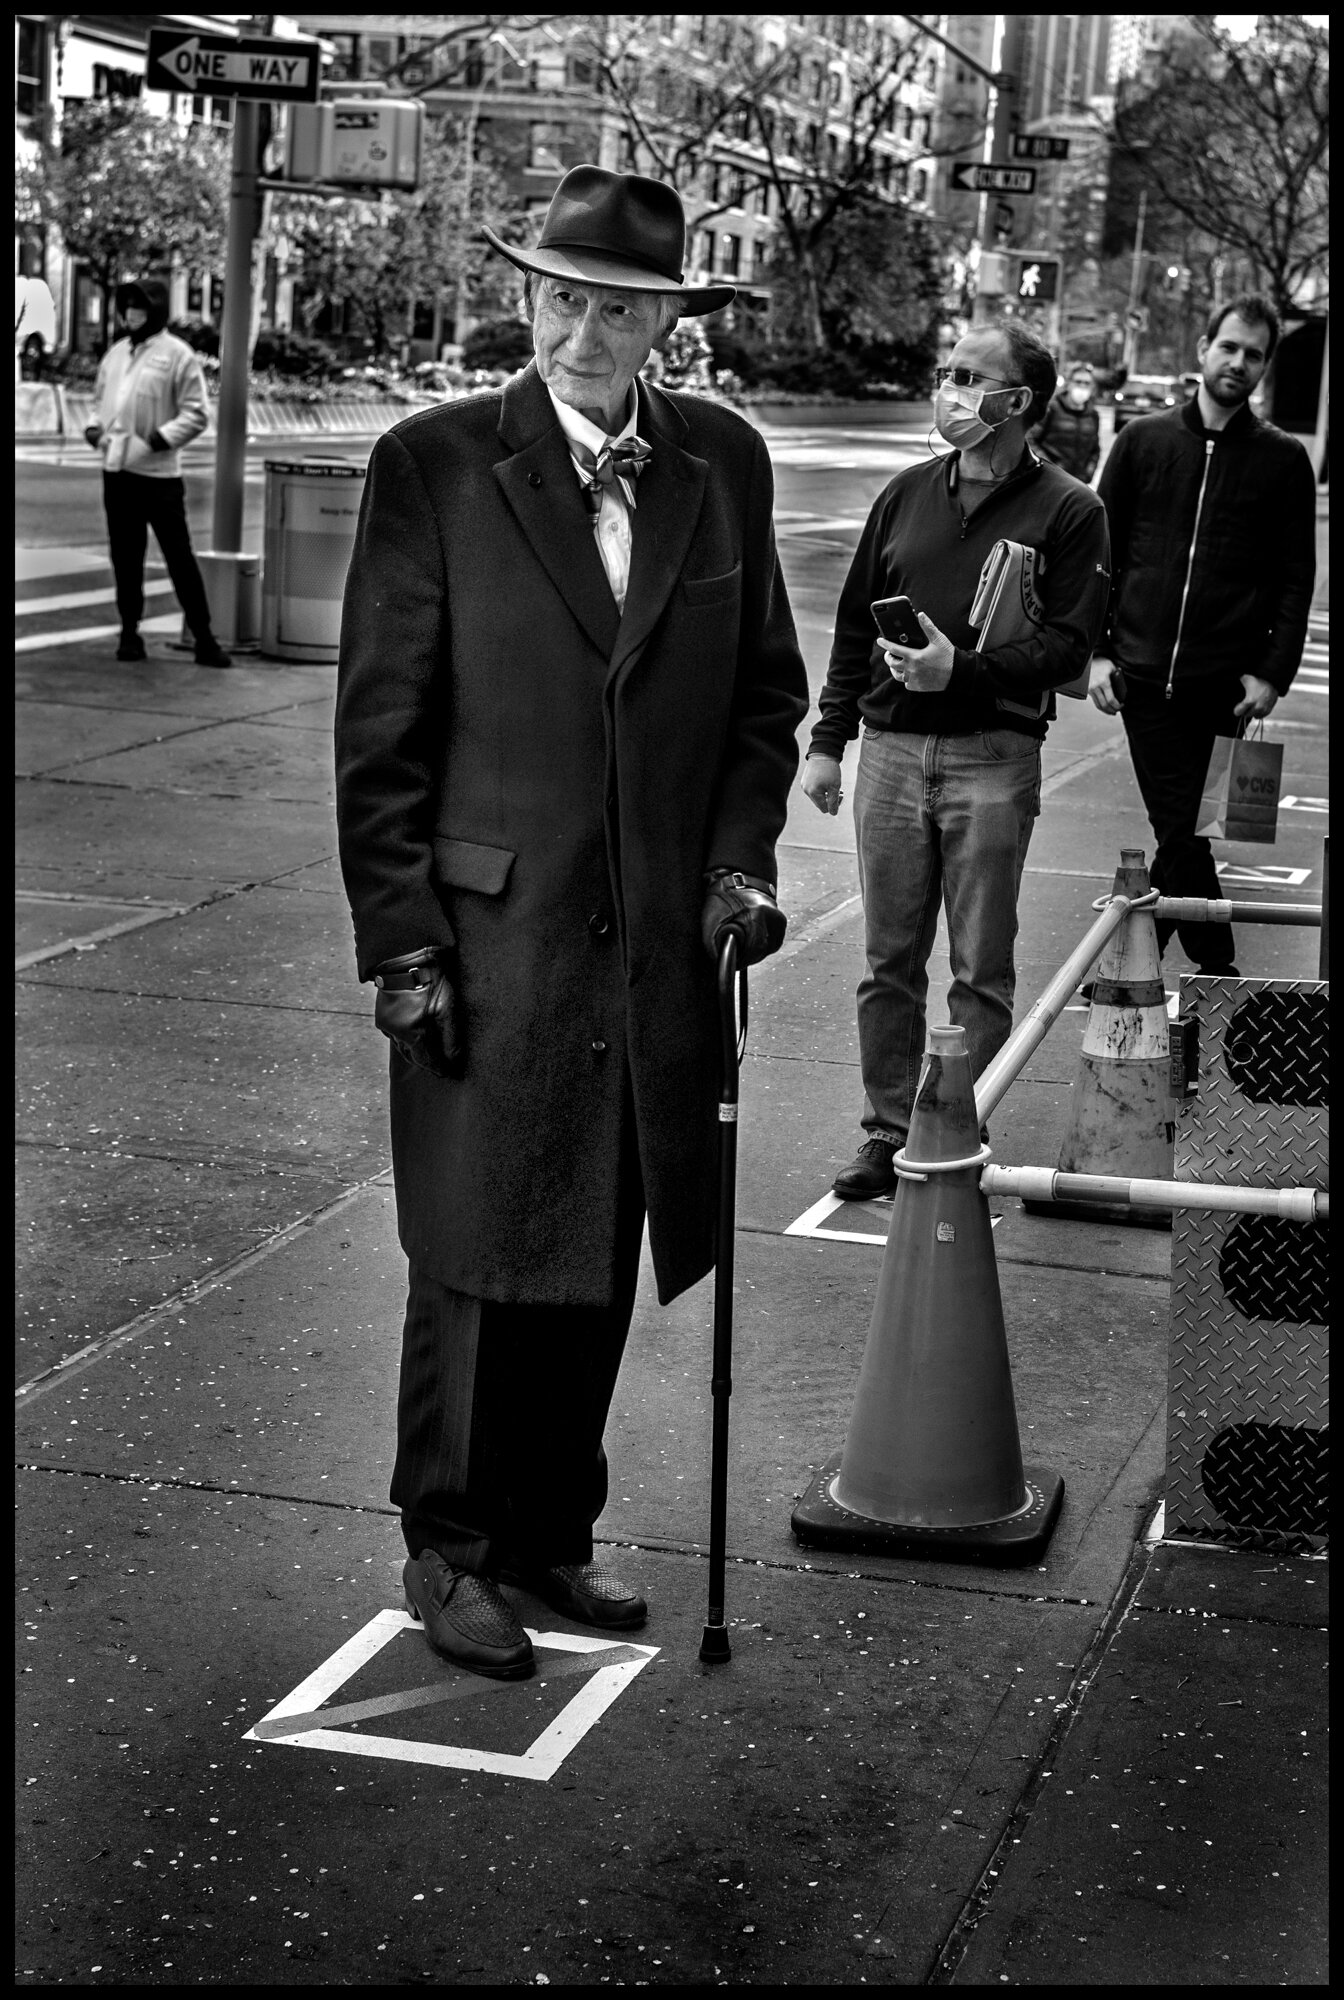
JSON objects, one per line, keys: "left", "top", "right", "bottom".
{"left": 1089, "top": 296, "right": 1315, "bottom": 981}
{"left": 804, "top": 323, "right": 1111, "bottom": 1199}
{"left": 84, "top": 277, "right": 230, "bottom": 668}
{"left": 1030, "top": 364, "right": 1101, "bottom": 484}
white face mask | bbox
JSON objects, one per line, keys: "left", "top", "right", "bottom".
{"left": 934, "top": 381, "right": 1025, "bottom": 451}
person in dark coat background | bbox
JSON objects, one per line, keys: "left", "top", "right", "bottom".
{"left": 1089, "top": 295, "right": 1315, "bottom": 977}
{"left": 335, "top": 167, "right": 809, "bottom": 1679}
{"left": 1029, "top": 362, "right": 1102, "bottom": 484}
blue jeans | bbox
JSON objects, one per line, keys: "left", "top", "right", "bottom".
{"left": 853, "top": 727, "right": 1041, "bottom": 1145}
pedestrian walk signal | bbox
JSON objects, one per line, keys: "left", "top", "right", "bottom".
{"left": 1013, "top": 255, "right": 1060, "bottom": 303}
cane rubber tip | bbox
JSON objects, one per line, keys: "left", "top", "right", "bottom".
{"left": 699, "top": 1624, "right": 732, "bottom": 1664}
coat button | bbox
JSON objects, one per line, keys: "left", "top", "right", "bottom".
{"left": 528, "top": 472, "right": 542, "bottom": 487}
{"left": 588, "top": 913, "right": 611, "bottom": 937}
{"left": 591, "top": 1039, "right": 608, "bottom": 1054}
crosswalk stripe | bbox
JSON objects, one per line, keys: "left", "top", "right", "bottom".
{"left": 15, "top": 578, "right": 178, "bottom": 618}
{"left": 15, "top": 610, "right": 182, "bottom": 655}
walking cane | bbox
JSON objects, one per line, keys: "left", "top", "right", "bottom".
{"left": 700, "top": 925, "right": 747, "bottom": 1665}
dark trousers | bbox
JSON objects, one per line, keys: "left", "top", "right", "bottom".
{"left": 390, "top": 1089, "right": 647, "bottom": 1575}
{"left": 102, "top": 472, "right": 215, "bottom": 642}
{"left": 1119, "top": 674, "right": 1242, "bottom": 971}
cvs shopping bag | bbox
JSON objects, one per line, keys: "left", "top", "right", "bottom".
{"left": 1195, "top": 722, "right": 1283, "bottom": 844}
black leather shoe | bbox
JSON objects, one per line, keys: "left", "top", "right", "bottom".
{"left": 116, "top": 633, "right": 147, "bottom": 662}
{"left": 402, "top": 1552, "right": 534, "bottom": 1679}
{"left": 194, "top": 637, "right": 232, "bottom": 669}
{"left": 501, "top": 1559, "right": 648, "bottom": 1631}
{"left": 832, "top": 1138, "right": 897, "bottom": 1200}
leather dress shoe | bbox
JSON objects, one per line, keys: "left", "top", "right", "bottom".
{"left": 116, "top": 633, "right": 147, "bottom": 662}
{"left": 501, "top": 1559, "right": 648, "bottom": 1631}
{"left": 194, "top": 637, "right": 233, "bottom": 669}
{"left": 832, "top": 1138, "right": 897, "bottom": 1200}
{"left": 402, "top": 1551, "right": 534, "bottom": 1679}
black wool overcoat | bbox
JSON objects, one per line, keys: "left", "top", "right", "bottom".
{"left": 335, "top": 362, "right": 809, "bottom": 1307}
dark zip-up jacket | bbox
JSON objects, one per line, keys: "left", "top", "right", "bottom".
{"left": 1030, "top": 390, "right": 1101, "bottom": 482}
{"left": 1097, "top": 397, "right": 1315, "bottom": 694}
{"left": 808, "top": 448, "right": 1111, "bottom": 755}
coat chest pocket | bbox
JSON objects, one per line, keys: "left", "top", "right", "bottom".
{"left": 682, "top": 563, "right": 742, "bottom": 607}
{"left": 433, "top": 835, "right": 516, "bottom": 895}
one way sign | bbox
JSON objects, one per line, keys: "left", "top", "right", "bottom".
{"left": 146, "top": 29, "right": 322, "bottom": 103}
{"left": 951, "top": 161, "right": 1038, "bottom": 195}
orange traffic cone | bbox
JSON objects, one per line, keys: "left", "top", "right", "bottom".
{"left": 1027, "top": 848, "right": 1174, "bottom": 1226}
{"left": 792, "top": 1025, "right": 1064, "bottom": 1564}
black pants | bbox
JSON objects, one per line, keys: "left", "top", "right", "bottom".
{"left": 102, "top": 472, "right": 215, "bottom": 643}
{"left": 1119, "top": 673, "right": 1242, "bottom": 971}
{"left": 390, "top": 1090, "right": 647, "bottom": 1575}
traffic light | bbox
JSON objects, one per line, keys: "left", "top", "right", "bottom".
{"left": 1013, "top": 254, "right": 1060, "bottom": 303}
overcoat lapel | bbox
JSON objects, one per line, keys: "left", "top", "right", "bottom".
{"left": 611, "top": 379, "right": 708, "bottom": 680}
{"left": 494, "top": 366, "right": 621, "bottom": 660}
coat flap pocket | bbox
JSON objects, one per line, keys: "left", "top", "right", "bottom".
{"left": 682, "top": 563, "right": 742, "bottom": 606}
{"left": 433, "top": 836, "right": 516, "bottom": 896}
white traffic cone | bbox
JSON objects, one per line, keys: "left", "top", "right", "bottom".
{"left": 1029, "top": 849, "right": 1174, "bottom": 1226}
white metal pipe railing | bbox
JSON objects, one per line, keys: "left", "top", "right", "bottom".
{"left": 974, "top": 893, "right": 1146, "bottom": 1129}
{"left": 981, "top": 1165, "right": 1328, "bottom": 1225}
{"left": 1150, "top": 897, "right": 1322, "bottom": 927}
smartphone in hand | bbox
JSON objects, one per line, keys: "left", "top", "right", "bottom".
{"left": 871, "top": 595, "right": 927, "bottom": 650}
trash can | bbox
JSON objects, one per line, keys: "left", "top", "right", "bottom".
{"left": 260, "top": 457, "right": 366, "bottom": 663}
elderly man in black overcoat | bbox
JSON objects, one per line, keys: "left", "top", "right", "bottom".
{"left": 335, "top": 167, "right": 809, "bottom": 1679}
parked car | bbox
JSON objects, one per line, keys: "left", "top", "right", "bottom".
{"left": 1112, "top": 372, "right": 1186, "bottom": 429}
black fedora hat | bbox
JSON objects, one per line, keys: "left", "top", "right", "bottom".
{"left": 482, "top": 164, "right": 735, "bottom": 316}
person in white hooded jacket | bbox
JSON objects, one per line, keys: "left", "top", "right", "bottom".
{"left": 85, "top": 278, "right": 230, "bottom": 666}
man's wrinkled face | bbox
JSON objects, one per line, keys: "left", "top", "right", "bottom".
{"left": 532, "top": 277, "right": 664, "bottom": 432}
{"left": 1197, "top": 312, "right": 1271, "bottom": 408}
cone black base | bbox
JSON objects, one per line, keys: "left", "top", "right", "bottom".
{"left": 1021, "top": 1197, "right": 1172, "bottom": 1231}
{"left": 791, "top": 1454, "right": 1064, "bottom": 1566}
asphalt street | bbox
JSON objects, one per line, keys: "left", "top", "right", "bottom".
{"left": 15, "top": 414, "right": 1329, "bottom": 1985}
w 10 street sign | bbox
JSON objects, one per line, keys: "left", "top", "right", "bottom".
{"left": 146, "top": 29, "right": 322, "bottom": 103}
{"left": 951, "top": 161, "right": 1037, "bottom": 194}
{"left": 1012, "top": 135, "right": 1071, "bottom": 162}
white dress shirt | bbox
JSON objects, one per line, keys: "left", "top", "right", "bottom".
{"left": 546, "top": 384, "right": 640, "bottom": 613}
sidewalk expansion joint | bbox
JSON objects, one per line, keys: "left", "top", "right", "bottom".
{"left": 13, "top": 1170, "right": 392, "bottom": 1406}
{"left": 925, "top": 1534, "right": 1154, "bottom": 1985}
{"left": 19, "top": 771, "right": 330, "bottom": 807}
{"left": 15, "top": 1461, "right": 399, "bottom": 1516}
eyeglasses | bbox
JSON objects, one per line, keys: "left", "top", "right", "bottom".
{"left": 934, "top": 365, "right": 1016, "bottom": 391}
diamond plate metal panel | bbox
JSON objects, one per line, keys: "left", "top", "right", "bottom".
{"left": 1166, "top": 977, "right": 1329, "bottom": 1552}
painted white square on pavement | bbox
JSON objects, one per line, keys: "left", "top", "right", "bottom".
{"left": 245, "top": 1611, "right": 657, "bottom": 1780}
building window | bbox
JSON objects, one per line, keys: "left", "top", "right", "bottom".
{"left": 721, "top": 234, "right": 741, "bottom": 276}
{"left": 529, "top": 123, "right": 565, "bottom": 172}
{"left": 325, "top": 34, "right": 360, "bottom": 81}
{"left": 16, "top": 18, "right": 45, "bottom": 117}
{"left": 914, "top": 168, "right": 928, "bottom": 204}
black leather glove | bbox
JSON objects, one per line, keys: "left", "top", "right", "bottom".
{"left": 701, "top": 869, "right": 786, "bottom": 967}
{"left": 372, "top": 947, "right": 461, "bottom": 1078}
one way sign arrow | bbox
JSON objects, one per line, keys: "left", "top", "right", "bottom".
{"left": 146, "top": 28, "right": 322, "bottom": 103}
{"left": 951, "top": 161, "right": 1038, "bottom": 195}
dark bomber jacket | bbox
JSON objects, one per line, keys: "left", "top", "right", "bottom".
{"left": 1097, "top": 397, "right": 1316, "bottom": 693}
{"left": 808, "top": 448, "right": 1111, "bottom": 756}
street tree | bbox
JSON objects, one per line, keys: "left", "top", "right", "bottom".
{"left": 1111, "top": 16, "right": 1329, "bottom": 319}
{"left": 271, "top": 112, "right": 521, "bottom": 357}
{"left": 560, "top": 15, "right": 973, "bottom": 358}
{"left": 18, "top": 98, "right": 230, "bottom": 351}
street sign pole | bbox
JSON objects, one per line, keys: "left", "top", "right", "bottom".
{"left": 213, "top": 98, "right": 261, "bottom": 557}
{"left": 974, "top": 14, "right": 1025, "bottom": 327}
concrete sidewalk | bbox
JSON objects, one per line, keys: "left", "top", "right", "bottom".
{"left": 15, "top": 566, "right": 1328, "bottom": 1982}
